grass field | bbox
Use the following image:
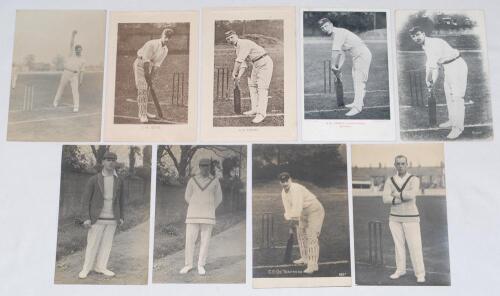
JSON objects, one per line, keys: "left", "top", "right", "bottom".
{"left": 253, "top": 180, "right": 351, "bottom": 278}
{"left": 7, "top": 72, "right": 102, "bottom": 141}
{"left": 213, "top": 45, "right": 284, "bottom": 127}
{"left": 397, "top": 51, "right": 493, "bottom": 140}
{"left": 353, "top": 195, "right": 451, "bottom": 286}
{"left": 303, "top": 38, "right": 391, "bottom": 120}
{"left": 113, "top": 53, "right": 189, "bottom": 124}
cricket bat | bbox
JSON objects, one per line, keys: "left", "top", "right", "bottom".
{"left": 334, "top": 72, "right": 345, "bottom": 107}
{"left": 234, "top": 83, "right": 241, "bottom": 114}
{"left": 283, "top": 227, "right": 294, "bottom": 264}
{"left": 147, "top": 82, "right": 164, "bottom": 119}
{"left": 427, "top": 87, "right": 437, "bottom": 126}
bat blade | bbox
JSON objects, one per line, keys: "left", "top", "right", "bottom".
{"left": 234, "top": 84, "right": 241, "bottom": 114}
{"left": 335, "top": 77, "right": 345, "bottom": 107}
{"left": 148, "top": 84, "right": 164, "bottom": 119}
{"left": 283, "top": 230, "right": 294, "bottom": 264}
{"left": 428, "top": 88, "right": 437, "bottom": 126}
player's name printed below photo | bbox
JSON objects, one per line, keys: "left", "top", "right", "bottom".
{"left": 7, "top": 10, "right": 106, "bottom": 142}
{"left": 351, "top": 143, "right": 451, "bottom": 286}
{"left": 301, "top": 9, "right": 396, "bottom": 142}
{"left": 103, "top": 11, "right": 198, "bottom": 142}
{"left": 395, "top": 10, "right": 493, "bottom": 141}
{"left": 252, "top": 144, "right": 351, "bottom": 288}
{"left": 200, "top": 7, "right": 297, "bottom": 142}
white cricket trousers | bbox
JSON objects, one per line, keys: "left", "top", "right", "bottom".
{"left": 351, "top": 47, "right": 372, "bottom": 110}
{"left": 389, "top": 220, "right": 425, "bottom": 278}
{"left": 81, "top": 220, "right": 117, "bottom": 273}
{"left": 296, "top": 200, "right": 325, "bottom": 269}
{"left": 443, "top": 57, "right": 468, "bottom": 131}
{"left": 248, "top": 55, "right": 273, "bottom": 117}
{"left": 184, "top": 223, "right": 214, "bottom": 267}
{"left": 54, "top": 70, "right": 80, "bottom": 109}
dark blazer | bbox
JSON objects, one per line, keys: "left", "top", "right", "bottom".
{"left": 80, "top": 172, "right": 125, "bottom": 224}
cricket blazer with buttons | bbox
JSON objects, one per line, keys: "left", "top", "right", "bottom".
{"left": 80, "top": 173, "right": 126, "bottom": 224}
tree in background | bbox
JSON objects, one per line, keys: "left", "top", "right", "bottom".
{"left": 253, "top": 145, "right": 347, "bottom": 187}
{"left": 157, "top": 145, "right": 246, "bottom": 185}
{"left": 52, "top": 54, "right": 65, "bottom": 71}
{"left": 23, "top": 54, "right": 35, "bottom": 71}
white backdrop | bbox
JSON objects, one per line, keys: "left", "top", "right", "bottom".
{"left": 0, "top": 0, "right": 499, "bottom": 295}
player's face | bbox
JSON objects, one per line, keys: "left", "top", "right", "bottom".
{"left": 411, "top": 31, "right": 425, "bottom": 45}
{"left": 226, "top": 34, "right": 238, "bottom": 46}
{"left": 199, "top": 164, "right": 210, "bottom": 176}
{"left": 280, "top": 179, "right": 291, "bottom": 191}
{"left": 103, "top": 158, "right": 115, "bottom": 171}
{"left": 160, "top": 33, "right": 169, "bottom": 45}
{"left": 394, "top": 157, "right": 408, "bottom": 175}
{"left": 320, "top": 22, "right": 333, "bottom": 34}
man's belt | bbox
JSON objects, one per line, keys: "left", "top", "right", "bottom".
{"left": 64, "top": 68, "right": 78, "bottom": 73}
{"left": 442, "top": 54, "right": 461, "bottom": 65}
{"left": 252, "top": 53, "right": 268, "bottom": 63}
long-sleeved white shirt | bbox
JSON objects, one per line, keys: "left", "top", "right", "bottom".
{"left": 331, "top": 27, "right": 368, "bottom": 58}
{"left": 184, "top": 175, "right": 223, "bottom": 225}
{"left": 382, "top": 172, "right": 421, "bottom": 222}
{"left": 137, "top": 39, "right": 169, "bottom": 67}
{"left": 422, "top": 37, "right": 460, "bottom": 71}
{"left": 235, "top": 38, "right": 267, "bottom": 64}
{"left": 281, "top": 182, "right": 318, "bottom": 221}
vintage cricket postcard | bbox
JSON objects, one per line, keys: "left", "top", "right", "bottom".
{"left": 54, "top": 145, "right": 152, "bottom": 285}
{"left": 301, "top": 9, "right": 396, "bottom": 142}
{"left": 252, "top": 144, "right": 351, "bottom": 288}
{"left": 152, "top": 145, "right": 247, "bottom": 284}
{"left": 200, "top": 7, "right": 297, "bottom": 142}
{"left": 351, "top": 143, "right": 451, "bottom": 286}
{"left": 103, "top": 11, "right": 198, "bottom": 142}
{"left": 7, "top": 10, "right": 106, "bottom": 142}
{"left": 395, "top": 10, "right": 493, "bottom": 141}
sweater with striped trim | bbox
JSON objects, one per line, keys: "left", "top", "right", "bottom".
{"left": 184, "top": 174, "right": 223, "bottom": 225}
{"left": 382, "top": 172, "right": 421, "bottom": 223}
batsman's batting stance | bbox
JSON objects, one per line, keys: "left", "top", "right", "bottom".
{"left": 133, "top": 28, "right": 174, "bottom": 123}
{"left": 318, "top": 17, "right": 372, "bottom": 117}
{"left": 279, "top": 172, "right": 325, "bottom": 274}
{"left": 409, "top": 26, "right": 468, "bottom": 139}
{"left": 225, "top": 30, "right": 274, "bottom": 124}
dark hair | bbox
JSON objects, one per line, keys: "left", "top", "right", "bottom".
{"left": 409, "top": 26, "right": 424, "bottom": 36}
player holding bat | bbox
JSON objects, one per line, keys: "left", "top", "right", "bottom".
{"left": 279, "top": 172, "right": 325, "bottom": 274}
{"left": 133, "top": 28, "right": 174, "bottom": 123}
{"left": 318, "top": 17, "right": 372, "bottom": 117}
{"left": 409, "top": 26, "right": 468, "bottom": 139}
{"left": 225, "top": 30, "right": 273, "bottom": 124}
